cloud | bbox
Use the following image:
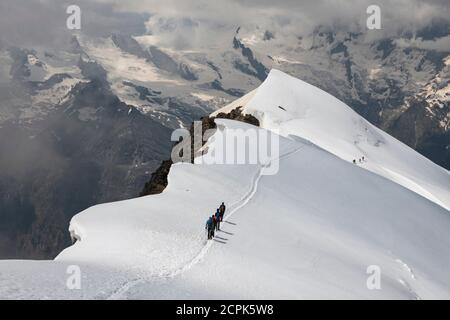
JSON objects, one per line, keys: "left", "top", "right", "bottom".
{"left": 0, "top": 0, "right": 449, "bottom": 50}
{"left": 110, "top": 0, "right": 450, "bottom": 32}
{"left": 395, "top": 35, "right": 450, "bottom": 52}
{"left": 110, "top": 0, "right": 450, "bottom": 49}
{"left": 0, "top": 0, "right": 148, "bottom": 49}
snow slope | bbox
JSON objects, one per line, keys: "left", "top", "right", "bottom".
{"left": 214, "top": 69, "right": 450, "bottom": 211}
{"left": 1, "top": 70, "right": 450, "bottom": 300}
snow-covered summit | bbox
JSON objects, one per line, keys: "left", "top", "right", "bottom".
{"left": 215, "top": 69, "right": 450, "bottom": 211}
{"left": 1, "top": 70, "right": 449, "bottom": 300}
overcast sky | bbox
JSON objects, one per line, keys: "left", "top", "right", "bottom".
{"left": 0, "top": 0, "right": 449, "bottom": 50}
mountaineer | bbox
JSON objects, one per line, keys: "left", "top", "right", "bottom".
{"left": 206, "top": 216, "right": 214, "bottom": 240}
{"left": 219, "top": 202, "right": 226, "bottom": 221}
{"left": 215, "top": 208, "right": 221, "bottom": 231}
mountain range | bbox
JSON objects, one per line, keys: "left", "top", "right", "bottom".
{"left": 0, "top": 70, "right": 449, "bottom": 299}
{"left": 0, "top": 21, "right": 449, "bottom": 259}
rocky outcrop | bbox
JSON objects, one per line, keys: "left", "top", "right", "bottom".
{"left": 206, "top": 79, "right": 245, "bottom": 97}
{"left": 139, "top": 107, "right": 259, "bottom": 197}
{"left": 111, "top": 33, "right": 150, "bottom": 60}
{"left": 387, "top": 98, "right": 450, "bottom": 169}
{"left": 233, "top": 36, "right": 268, "bottom": 82}
{"left": 140, "top": 160, "right": 173, "bottom": 196}
{"left": 215, "top": 107, "right": 260, "bottom": 127}
{"left": 148, "top": 46, "right": 198, "bottom": 81}
{"left": 0, "top": 79, "right": 172, "bottom": 259}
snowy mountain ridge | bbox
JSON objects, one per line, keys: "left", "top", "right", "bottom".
{"left": 2, "top": 26, "right": 449, "bottom": 259}
{"left": 214, "top": 69, "right": 450, "bottom": 211}
{"left": 1, "top": 70, "right": 450, "bottom": 300}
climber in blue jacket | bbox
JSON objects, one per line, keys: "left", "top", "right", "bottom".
{"left": 215, "top": 208, "right": 221, "bottom": 231}
{"left": 206, "top": 216, "right": 214, "bottom": 240}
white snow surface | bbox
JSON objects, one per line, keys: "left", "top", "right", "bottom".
{"left": 1, "top": 70, "right": 449, "bottom": 300}
{"left": 214, "top": 69, "right": 450, "bottom": 211}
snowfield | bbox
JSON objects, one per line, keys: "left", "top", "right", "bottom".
{"left": 214, "top": 70, "right": 450, "bottom": 211}
{"left": 1, "top": 70, "right": 449, "bottom": 299}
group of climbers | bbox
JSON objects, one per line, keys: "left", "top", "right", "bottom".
{"left": 205, "top": 202, "right": 226, "bottom": 240}
{"left": 352, "top": 156, "right": 366, "bottom": 164}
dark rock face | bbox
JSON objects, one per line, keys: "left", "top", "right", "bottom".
{"left": 207, "top": 61, "right": 222, "bottom": 79}
{"left": 110, "top": 34, "right": 198, "bottom": 81}
{"left": 263, "top": 30, "right": 275, "bottom": 41}
{"left": 417, "top": 132, "right": 450, "bottom": 169}
{"left": 178, "top": 63, "right": 198, "bottom": 81}
{"left": 69, "top": 36, "right": 84, "bottom": 55}
{"left": 330, "top": 42, "right": 348, "bottom": 56}
{"left": 0, "top": 79, "right": 172, "bottom": 259}
{"left": 111, "top": 33, "right": 150, "bottom": 60}
{"left": 233, "top": 60, "right": 260, "bottom": 80}
{"left": 233, "top": 37, "right": 268, "bottom": 82}
{"left": 140, "top": 160, "right": 173, "bottom": 196}
{"left": 68, "top": 36, "right": 90, "bottom": 61}
{"left": 148, "top": 46, "right": 198, "bottom": 81}
{"left": 78, "top": 59, "right": 108, "bottom": 82}
{"left": 122, "top": 81, "right": 161, "bottom": 101}
{"left": 139, "top": 107, "right": 259, "bottom": 197}
{"left": 215, "top": 107, "right": 260, "bottom": 127}
{"left": 8, "top": 47, "right": 32, "bottom": 80}
{"left": 149, "top": 45, "right": 179, "bottom": 74}
{"left": 207, "top": 79, "right": 245, "bottom": 97}
{"left": 386, "top": 98, "right": 450, "bottom": 169}
{"left": 375, "top": 39, "right": 395, "bottom": 60}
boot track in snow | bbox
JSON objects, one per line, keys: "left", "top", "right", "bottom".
{"left": 107, "top": 143, "right": 303, "bottom": 299}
